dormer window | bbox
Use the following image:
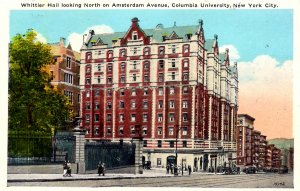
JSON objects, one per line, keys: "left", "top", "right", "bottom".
{"left": 132, "top": 31, "right": 138, "bottom": 40}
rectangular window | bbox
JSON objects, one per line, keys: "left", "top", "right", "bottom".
{"left": 133, "top": 61, "right": 137, "bottom": 69}
{"left": 158, "top": 113, "right": 163, "bottom": 122}
{"left": 86, "top": 103, "right": 90, "bottom": 110}
{"left": 169, "top": 127, "right": 174, "bottom": 135}
{"left": 131, "top": 101, "right": 136, "bottom": 108}
{"left": 143, "top": 127, "right": 147, "bottom": 135}
{"left": 144, "top": 75, "right": 149, "bottom": 82}
{"left": 158, "top": 87, "right": 163, "bottom": 95}
{"left": 85, "top": 114, "right": 90, "bottom": 122}
{"left": 132, "top": 74, "right": 137, "bottom": 81}
{"left": 121, "top": 62, "right": 126, "bottom": 70}
{"left": 85, "top": 78, "right": 90, "bottom": 85}
{"left": 158, "top": 140, "right": 162, "bottom": 148}
{"left": 143, "top": 101, "right": 148, "bottom": 108}
{"left": 119, "top": 114, "right": 124, "bottom": 122}
{"left": 131, "top": 114, "right": 136, "bottom": 122}
{"left": 131, "top": 126, "right": 135, "bottom": 134}
{"left": 158, "top": 127, "right": 162, "bottom": 135}
{"left": 66, "top": 57, "right": 71, "bottom": 68}
{"left": 171, "top": 59, "right": 176, "bottom": 67}
{"left": 95, "top": 90, "right": 99, "bottom": 97}
{"left": 183, "top": 73, "right": 189, "bottom": 81}
{"left": 182, "top": 127, "right": 187, "bottom": 135}
{"left": 95, "top": 102, "right": 99, "bottom": 110}
{"left": 158, "top": 100, "right": 163, "bottom": 109}
{"left": 97, "top": 76, "right": 101, "bottom": 83}
{"left": 183, "top": 86, "right": 188, "bottom": 94}
{"left": 143, "top": 140, "right": 147, "bottom": 147}
{"left": 107, "top": 114, "right": 112, "bottom": 122}
{"left": 143, "top": 88, "right": 148, "bottom": 95}
{"left": 143, "top": 114, "right": 148, "bottom": 122}
{"left": 64, "top": 73, "right": 73, "bottom": 84}
{"left": 119, "top": 101, "right": 124, "bottom": 108}
{"left": 171, "top": 72, "right": 176, "bottom": 80}
{"left": 120, "top": 76, "right": 125, "bottom": 83}
{"left": 119, "top": 127, "right": 124, "bottom": 135}
{"left": 169, "top": 100, "right": 175, "bottom": 108}
{"left": 107, "top": 89, "right": 112, "bottom": 96}
{"left": 94, "top": 127, "right": 99, "bottom": 135}
{"left": 182, "top": 100, "right": 188, "bottom": 108}
{"left": 171, "top": 45, "right": 176, "bottom": 54}
{"left": 95, "top": 114, "right": 99, "bottom": 122}
{"left": 182, "top": 113, "right": 188, "bottom": 122}
{"left": 159, "top": 47, "right": 165, "bottom": 55}
{"left": 107, "top": 77, "right": 112, "bottom": 84}
{"left": 107, "top": 102, "right": 112, "bottom": 110}
{"left": 170, "top": 141, "right": 174, "bottom": 148}
{"left": 159, "top": 60, "right": 164, "bottom": 69}
{"left": 107, "top": 127, "right": 111, "bottom": 135}
{"left": 97, "top": 64, "right": 101, "bottom": 71}
{"left": 170, "top": 86, "right": 175, "bottom": 94}
{"left": 158, "top": 73, "right": 164, "bottom": 82}
{"left": 131, "top": 88, "right": 136, "bottom": 96}
{"left": 169, "top": 113, "right": 175, "bottom": 122}
{"left": 120, "top": 89, "right": 125, "bottom": 96}
{"left": 182, "top": 141, "right": 187, "bottom": 148}
{"left": 107, "top": 64, "right": 112, "bottom": 71}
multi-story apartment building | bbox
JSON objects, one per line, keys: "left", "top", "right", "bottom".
{"left": 48, "top": 38, "right": 81, "bottom": 127}
{"left": 265, "top": 144, "right": 281, "bottom": 169}
{"left": 79, "top": 18, "right": 238, "bottom": 171}
{"left": 258, "top": 135, "right": 267, "bottom": 169}
{"left": 236, "top": 114, "right": 254, "bottom": 167}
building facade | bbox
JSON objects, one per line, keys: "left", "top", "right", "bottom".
{"left": 80, "top": 18, "right": 238, "bottom": 171}
{"left": 265, "top": 144, "right": 281, "bottom": 169}
{"left": 48, "top": 38, "right": 81, "bottom": 127}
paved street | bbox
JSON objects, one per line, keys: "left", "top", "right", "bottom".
{"left": 8, "top": 169, "right": 293, "bottom": 188}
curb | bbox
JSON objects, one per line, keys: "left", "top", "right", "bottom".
{"left": 8, "top": 175, "right": 174, "bottom": 183}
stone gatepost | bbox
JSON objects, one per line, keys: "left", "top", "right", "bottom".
{"left": 132, "top": 125, "right": 143, "bottom": 174}
{"left": 73, "top": 117, "right": 86, "bottom": 174}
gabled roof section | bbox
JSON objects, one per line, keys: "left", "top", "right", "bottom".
{"left": 84, "top": 18, "right": 204, "bottom": 48}
{"left": 204, "top": 39, "right": 215, "bottom": 53}
{"left": 120, "top": 17, "right": 150, "bottom": 46}
{"left": 169, "top": 31, "right": 181, "bottom": 40}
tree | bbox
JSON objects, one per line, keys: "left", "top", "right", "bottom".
{"left": 9, "top": 30, "right": 70, "bottom": 133}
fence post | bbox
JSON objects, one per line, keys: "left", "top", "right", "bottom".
{"left": 73, "top": 118, "right": 86, "bottom": 174}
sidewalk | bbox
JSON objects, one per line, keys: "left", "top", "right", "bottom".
{"left": 7, "top": 168, "right": 225, "bottom": 182}
{"left": 7, "top": 168, "right": 173, "bottom": 182}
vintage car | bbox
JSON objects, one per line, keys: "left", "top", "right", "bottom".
{"left": 243, "top": 166, "right": 256, "bottom": 174}
{"left": 278, "top": 165, "right": 288, "bottom": 174}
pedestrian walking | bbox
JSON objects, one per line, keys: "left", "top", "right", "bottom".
{"left": 166, "top": 163, "right": 170, "bottom": 174}
{"left": 66, "top": 161, "right": 72, "bottom": 177}
{"left": 97, "top": 162, "right": 105, "bottom": 176}
{"left": 63, "top": 160, "right": 68, "bottom": 177}
{"left": 171, "top": 164, "right": 174, "bottom": 174}
{"left": 188, "top": 165, "right": 192, "bottom": 175}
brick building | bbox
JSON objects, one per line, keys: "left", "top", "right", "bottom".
{"left": 48, "top": 38, "right": 81, "bottom": 127}
{"left": 265, "top": 144, "right": 281, "bottom": 169}
{"left": 79, "top": 18, "right": 238, "bottom": 170}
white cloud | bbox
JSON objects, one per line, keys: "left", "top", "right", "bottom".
{"left": 34, "top": 31, "right": 47, "bottom": 44}
{"left": 238, "top": 55, "right": 292, "bottom": 138}
{"left": 67, "top": 25, "right": 114, "bottom": 52}
{"left": 219, "top": 44, "right": 240, "bottom": 61}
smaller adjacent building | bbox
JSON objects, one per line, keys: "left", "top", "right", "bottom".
{"left": 236, "top": 114, "right": 281, "bottom": 170}
{"left": 48, "top": 38, "right": 81, "bottom": 129}
{"left": 265, "top": 144, "right": 281, "bottom": 169}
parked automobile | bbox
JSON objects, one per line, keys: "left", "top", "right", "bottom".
{"left": 278, "top": 166, "right": 288, "bottom": 174}
{"left": 243, "top": 166, "right": 256, "bottom": 174}
{"left": 222, "top": 167, "right": 233, "bottom": 175}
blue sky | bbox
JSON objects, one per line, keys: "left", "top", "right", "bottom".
{"left": 10, "top": 9, "right": 293, "bottom": 63}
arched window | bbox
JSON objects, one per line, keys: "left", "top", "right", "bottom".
{"left": 107, "top": 50, "right": 113, "bottom": 58}
{"left": 144, "top": 47, "right": 150, "bottom": 55}
{"left": 120, "top": 49, "right": 126, "bottom": 57}
{"left": 183, "top": 44, "right": 190, "bottom": 53}
{"left": 183, "top": 59, "right": 189, "bottom": 68}
{"left": 86, "top": 52, "right": 92, "bottom": 62}
{"left": 158, "top": 46, "right": 165, "bottom": 55}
